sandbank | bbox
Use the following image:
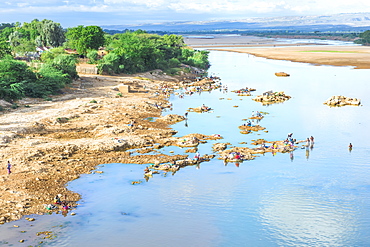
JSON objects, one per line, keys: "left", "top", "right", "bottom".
{"left": 184, "top": 34, "right": 370, "bottom": 69}
{"left": 210, "top": 45, "right": 370, "bottom": 69}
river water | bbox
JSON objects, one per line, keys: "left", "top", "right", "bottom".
{"left": 1, "top": 42, "right": 370, "bottom": 247}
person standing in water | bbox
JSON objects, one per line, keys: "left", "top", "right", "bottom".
{"left": 310, "top": 136, "right": 314, "bottom": 143}
{"left": 349, "top": 143, "right": 353, "bottom": 152}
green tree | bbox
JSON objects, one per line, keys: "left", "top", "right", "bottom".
{"left": 0, "top": 56, "right": 37, "bottom": 101}
{"left": 25, "top": 64, "right": 70, "bottom": 97}
{"left": 40, "top": 47, "right": 67, "bottom": 62}
{"left": 87, "top": 50, "right": 99, "bottom": 64}
{"left": 357, "top": 30, "right": 370, "bottom": 45}
{"left": 0, "top": 40, "right": 11, "bottom": 58}
{"left": 0, "top": 27, "right": 13, "bottom": 58}
{"left": 40, "top": 20, "right": 65, "bottom": 47}
{"left": 66, "top": 25, "right": 105, "bottom": 54}
{"left": 50, "top": 54, "right": 78, "bottom": 80}
{"left": 97, "top": 52, "right": 122, "bottom": 74}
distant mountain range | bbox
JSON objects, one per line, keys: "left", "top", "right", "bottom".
{"left": 102, "top": 13, "right": 370, "bottom": 32}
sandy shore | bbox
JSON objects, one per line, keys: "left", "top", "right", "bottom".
{"left": 211, "top": 45, "right": 370, "bottom": 69}
{"left": 184, "top": 34, "right": 370, "bottom": 69}
{"left": 184, "top": 34, "right": 326, "bottom": 48}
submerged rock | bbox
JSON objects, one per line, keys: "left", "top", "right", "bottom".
{"left": 253, "top": 91, "right": 291, "bottom": 105}
{"left": 275, "top": 72, "right": 290, "bottom": 77}
{"left": 324, "top": 95, "right": 361, "bottom": 107}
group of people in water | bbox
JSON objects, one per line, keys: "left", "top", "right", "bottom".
{"left": 174, "top": 76, "right": 224, "bottom": 99}
{"left": 242, "top": 111, "right": 264, "bottom": 127}
{"left": 201, "top": 104, "right": 211, "bottom": 111}
{"left": 44, "top": 194, "right": 71, "bottom": 216}
{"left": 234, "top": 87, "right": 255, "bottom": 95}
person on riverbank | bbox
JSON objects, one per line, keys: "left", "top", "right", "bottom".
{"left": 6, "top": 161, "right": 11, "bottom": 175}
{"left": 54, "top": 195, "right": 61, "bottom": 204}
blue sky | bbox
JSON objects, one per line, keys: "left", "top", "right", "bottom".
{"left": 0, "top": 0, "right": 369, "bottom": 27}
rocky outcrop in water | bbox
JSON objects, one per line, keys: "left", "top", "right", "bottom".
{"left": 324, "top": 95, "right": 361, "bottom": 106}
{"left": 253, "top": 91, "right": 291, "bottom": 105}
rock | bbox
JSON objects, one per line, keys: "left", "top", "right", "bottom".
{"left": 275, "top": 72, "right": 290, "bottom": 77}
{"left": 55, "top": 117, "right": 69, "bottom": 124}
{"left": 212, "top": 143, "right": 228, "bottom": 152}
{"left": 253, "top": 91, "right": 291, "bottom": 105}
{"left": 156, "top": 114, "right": 185, "bottom": 122}
{"left": 0, "top": 100, "right": 12, "bottom": 108}
{"left": 324, "top": 95, "right": 361, "bottom": 107}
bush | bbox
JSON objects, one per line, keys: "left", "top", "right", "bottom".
{"left": 40, "top": 47, "right": 67, "bottom": 62}
{"left": 168, "top": 58, "right": 180, "bottom": 68}
{"left": 11, "top": 103, "right": 18, "bottom": 109}
{"left": 97, "top": 52, "right": 122, "bottom": 74}
{"left": 50, "top": 54, "right": 78, "bottom": 80}
{"left": 164, "top": 67, "right": 181, "bottom": 75}
{"left": 87, "top": 50, "right": 99, "bottom": 64}
{"left": 0, "top": 57, "right": 36, "bottom": 101}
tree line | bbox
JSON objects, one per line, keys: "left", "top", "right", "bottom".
{"left": 355, "top": 30, "right": 370, "bottom": 45}
{"left": 0, "top": 19, "right": 210, "bottom": 102}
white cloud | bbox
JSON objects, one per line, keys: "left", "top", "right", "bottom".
{"left": 1, "top": 0, "right": 370, "bottom": 26}
{"left": 103, "top": 0, "right": 167, "bottom": 8}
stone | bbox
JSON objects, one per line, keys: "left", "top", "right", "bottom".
{"left": 118, "top": 85, "right": 130, "bottom": 94}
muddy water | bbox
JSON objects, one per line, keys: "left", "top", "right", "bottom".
{"left": 1, "top": 48, "right": 370, "bottom": 247}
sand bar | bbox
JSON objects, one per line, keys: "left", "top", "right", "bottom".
{"left": 211, "top": 45, "right": 370, "bottom": 69}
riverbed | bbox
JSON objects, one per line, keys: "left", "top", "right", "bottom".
{"left": 1, "top": 44, "right": 370, "bottom": 246}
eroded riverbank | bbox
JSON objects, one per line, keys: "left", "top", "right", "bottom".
{"left": 0, "top": 70, "right": 220, "bottom": 224}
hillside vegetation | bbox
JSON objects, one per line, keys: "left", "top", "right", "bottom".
{"left": 0, "top": 20, "right": 209, "bottom": 102}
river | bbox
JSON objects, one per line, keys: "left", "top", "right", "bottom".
{"left": 1, "top": 42, "right": 370, "bottom": 247}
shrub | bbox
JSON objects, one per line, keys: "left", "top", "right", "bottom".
{"left": 43, "top": 96, "right": 52, "bottom": 101}
{"left": 87, "top": 50, "right": 99, "bottom": 64}
{"left": 97, "top": 52, "right": 122, "bottom": 74}
{"left": 11, "top": 103, "right": 18, "bottom": 109}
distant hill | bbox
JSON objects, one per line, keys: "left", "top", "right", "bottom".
{"left": 102, "top": 13, "right": 370, "bottom": 32}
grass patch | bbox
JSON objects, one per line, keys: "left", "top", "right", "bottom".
{"left": 299, "top": 50, "right": 359, "bottom": 53}
{"left": 134, "top": 77, "right": 151, "bottom": 80}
